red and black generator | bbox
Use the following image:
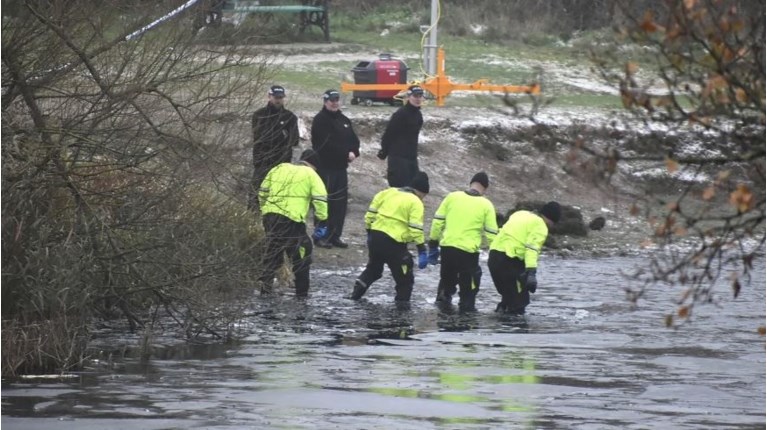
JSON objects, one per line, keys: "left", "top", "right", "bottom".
{"left": 350, "top": 54, "right": 409, "bottom": 106}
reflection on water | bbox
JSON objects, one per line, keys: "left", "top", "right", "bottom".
{"left": 3, "top": 256, "right": 765, "bottom": 429}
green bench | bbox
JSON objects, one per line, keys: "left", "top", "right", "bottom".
{"left": 222, "top": 0, "right": 330, "bottom": 42}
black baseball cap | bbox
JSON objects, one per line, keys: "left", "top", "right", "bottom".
{"left": 323, "top": 89, "right": 340, "bottom": 101}
{"left": 407, "top": 85, "right": 425, "bottom": 96}
{"left": 269, "top": 85, "right": 286, "bottom": 97}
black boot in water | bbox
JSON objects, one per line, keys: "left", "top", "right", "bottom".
{"left": 350, "top": 280, "right": 369, "bottom": 300}
{"left": 435, "top": 287, "right": 453, "bottom": 305}
{"left": 458, "top": 296, "right": 476, "bottom": 312}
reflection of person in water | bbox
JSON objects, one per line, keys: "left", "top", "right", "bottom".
{"left": 434, "top": 349, "right": 539, "bottom": 411}
{"left": 435, "top": 308, "right": 480, "bottom": 332}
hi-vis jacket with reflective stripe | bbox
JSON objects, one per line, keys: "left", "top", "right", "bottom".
{"left": 365, "top": 187, "right": 425, "bottom": 245}
{"left": 259, "top": 162, "right": 328, "bottom": 223}
{"left": 429, "top": 190, "right": 498, "bottom": 253}
{"left": 489, "top": 210, "right": 549, "bottom": 269}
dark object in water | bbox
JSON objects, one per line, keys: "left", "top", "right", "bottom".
{"left": 589, "top": 216, "right": 606, "bottom": 231}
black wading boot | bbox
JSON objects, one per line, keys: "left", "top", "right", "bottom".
{"left": 350, "top": 280, "right": 369, "bottom": 300}
{"left": 458, "top": 292, "right": 477, "bottom": 312}
{"left": 394, "top": 284, "right": 413, "bottom": 302}
{"left": 435, "top": 287, "right": 453, "bottom": 305}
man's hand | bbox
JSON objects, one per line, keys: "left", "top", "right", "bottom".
{"left": 348, "top": 152, "right": 356, "bottom": 162}
{"left": 524, "top": 269, "right": 537, "bottom": 293}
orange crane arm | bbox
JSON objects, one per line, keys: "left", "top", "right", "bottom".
{"left": 340, "top": 82, "right": 410, "bottom": 92}
{"left": 449, "top": 81, "right": 541, "bottom": 94}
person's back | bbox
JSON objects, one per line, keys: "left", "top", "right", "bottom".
{"left": 257, "top": 150, "right": 328, "bottom": 297}
{"left": 259, "top": 162, "right": 327, "bottom": 223}
{"left": 488, "top": 201, "right": 561, "bottom": 314}
{"left": 380, "top": 103, "right": 423, "bottom": 160}
{"left": 352, "top": 172, "right": 430, "bottom": 302}
{"left": 366, "top": 187, "right": 426, "bottom": 245}
{"left": 431, "top": 190, "right": 497, "bottom": 253}
{"left": 490, "top": 210, "right": 549, "bottom": 266}
{"left": 428, "top": 172, "right": 497, "bottom": 310}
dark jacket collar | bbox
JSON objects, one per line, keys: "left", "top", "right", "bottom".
{"left": 322, "top": 106, "right": 342, "bottom": 117}
{"left": 405, "top": 103, "right": 421, "bottom": 112}
{"left": 266, "top": 102, "right": 283, "bottom": 114}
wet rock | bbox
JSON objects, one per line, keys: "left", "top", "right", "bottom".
{"left": 495, "top": 211, "right": 507, "bottom": 227}
{"left": 504, "top": 200, "right": 588, "bottom": 237}
{"left": 589, "top": 216, "right": 606, "bottom": 231}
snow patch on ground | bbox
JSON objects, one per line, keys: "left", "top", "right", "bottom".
{"left": 470, "top": 24, "right": 486, "bottom": 35}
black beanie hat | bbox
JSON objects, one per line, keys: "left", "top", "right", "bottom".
{"left": 300, "top": 149, "right": 321, "bottom": 168}
{"left": 540, "top": 201, "right": 562, "bottom": 224}
{"left": 410, "top": 171, "right": 430, "bottom": 193}
{"left": 470, "top": 171, "right": 489, "bottom": 189}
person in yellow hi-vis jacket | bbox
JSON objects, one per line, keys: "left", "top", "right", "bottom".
{"left": 428, "top": 172, "right": 499, "bottom": 311}
{"left": 488, "top": 201, "right": 561, "bottom": 314}
{"left": 258, "top": 149, "right": 328, "bottom": 297}
{"left": 350, "top": 172, "right": 430, "bottom": 302}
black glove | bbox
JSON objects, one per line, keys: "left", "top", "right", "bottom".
{"left": 524, "top": 269, "right": 537, "bottom": 293}
{"left": 376, "top": 149, "right": 387, "bottom": 160}
{"left": 366, "top": 229, "right": 372, "bottom": 247}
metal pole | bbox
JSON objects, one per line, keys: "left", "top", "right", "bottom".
{"left": 427, "top": 0, "right": 439, "bottom": 76}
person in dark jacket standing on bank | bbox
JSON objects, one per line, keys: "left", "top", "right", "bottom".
{"left": 249, "top": 85, "right": 299, "bottom": 211}
{"left": 311, "top": 89, "right": 361, "bottom": 249}
{"left": 377, "top": 85, "right": 425, "bottom": 187}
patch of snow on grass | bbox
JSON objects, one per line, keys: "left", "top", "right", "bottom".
{"left": 559, "top": 75, "right": 618, "bottom": 94}
{"left": 471, "top": 24, "right": 486, "bottom": 35}
{"left": 631, "top": 167, "right": 710, "bottom": 183}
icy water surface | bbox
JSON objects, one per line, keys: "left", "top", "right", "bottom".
{"left": 2, "top": 255, "right": 765, "bottom": 429}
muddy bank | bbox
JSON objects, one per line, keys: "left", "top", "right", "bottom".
{"left": 297, "top": 106, "right": 667, "bottom": 270}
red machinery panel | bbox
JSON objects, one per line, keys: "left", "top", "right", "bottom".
{"left": 374, "top": 60, "right": 404, "bottom": 99}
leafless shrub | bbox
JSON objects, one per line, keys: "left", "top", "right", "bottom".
{"left": 543, "top": 0, "right": 765, "bottom": 328}
{"left": 1, "top": 0, "right": 275, "bottom": 375}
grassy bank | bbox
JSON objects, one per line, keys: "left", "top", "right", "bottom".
{"left": 223, "top": 5, "right": 625, "bottom": 109}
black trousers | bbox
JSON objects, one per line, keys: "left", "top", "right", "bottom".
{"left": 260, "top": 213, "right": 313, "bottom": 296}
{"left": 318, "top": 168, "right": 348, "bottom": 242}
{"left": 357, "top": 230, "right": 415, "bottom": 301}
{"left": 487, "top": 250, "right": 529, "bottom": 314}
{"left": 386, "top": 155, "right": 419, "bottom": 188}
{"left": 438, "top": 246, "right": 482, "bottom": 309}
